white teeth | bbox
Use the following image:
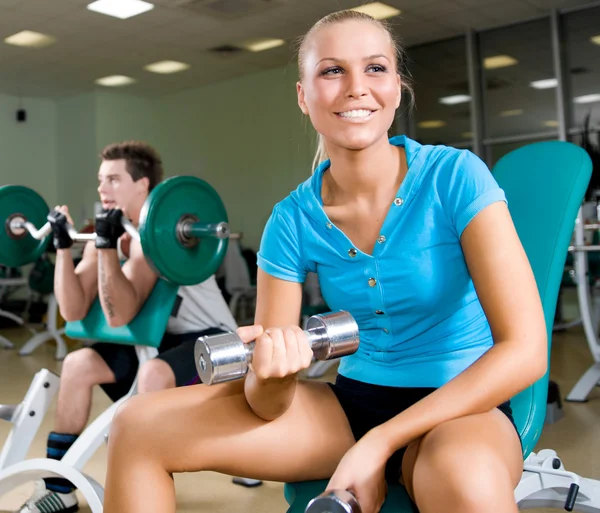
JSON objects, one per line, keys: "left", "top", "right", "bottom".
{"left": 339, "top": 109, "right": 372, "bottom": 119}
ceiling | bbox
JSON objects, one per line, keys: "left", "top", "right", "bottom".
{"left": 0, "top": 0, "right": 596, "bottom": 99}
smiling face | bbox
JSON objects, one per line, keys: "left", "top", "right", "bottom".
{"left": 297, "top": 18, "right": 402, "bottom": 156}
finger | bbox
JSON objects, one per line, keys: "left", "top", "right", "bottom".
{"left": 251, "top": 331, "right": 275, "bottom": 380}
{"left": 236, "top": 324, "right": 263, "bottom": 343}
{"left": 268, "top": 328, "right": 288, "bottom": 378}
{"left": 293, "top": 325, "right": 314, "bottom": 368}
{"left": 282, "top": 327, "right": 301, "bottom": 374}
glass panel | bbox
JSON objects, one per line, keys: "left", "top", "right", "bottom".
{"left": 479, "top": 18, "right": 557, "bottom": 141}
{"left": 563, "top": 5, "right": 600, "bottom": 136}
{"left": 406, "top": 36, "right": 470, "bottom": 147}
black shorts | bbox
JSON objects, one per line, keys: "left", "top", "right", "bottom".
{"left": 327, "top": 374, "right": 520, "bottom": 483}
{"left": 92, "top": 327, "right": 226, "bottom": 402}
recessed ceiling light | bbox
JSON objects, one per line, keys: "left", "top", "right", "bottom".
{"left": 95, "top": 75, "right": 136, "bottom": 87}
{"left": 144, "top": 60, "right": 190, "bottom": 74}
{"left": 439, "top": 94, "right": 471, "bottom": 105}
{"left": 590, "top": 35, "right": 600, "bottom": 45}
{"left": 242, "top": 38, "right": 285, "bottom": 52}
{"left": 4, "top": 30, "right": 56, "bottom": 48}
{"left": 350, "top": 2, "right": 402, "bottom": 20}
{"left": 87, "top": 0, "right": 154, "bottom": 20}
{"left": 574, "top": 93, "right": 600, "bottom": 104}
{"left": 543, "top": 120, "right": 559, "bottom": 127}
{"left": 484, "top": 55, "right": 518, "bottom": 70}
{"left": 530, "top": 78, "right": 558, "bottom": 89}
{"left": 418, "top": 120, "right": 446, "bottom": 129}
{"left": 499, "top": 109, "right": 524, "bottom": 117}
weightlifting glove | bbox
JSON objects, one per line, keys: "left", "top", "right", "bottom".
{"left": 47, "top": 209, "right": 73, "bottom": 250}
{"left": 95, "top": 209, "right": 125, "bottom": 249}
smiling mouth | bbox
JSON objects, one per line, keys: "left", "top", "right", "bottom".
{"left": 336, "top": 109, "right": 375, "bottom": 120}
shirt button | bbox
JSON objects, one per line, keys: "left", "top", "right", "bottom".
{"left": 394, "top": 197, "right": 403, "bottom": 206}
{"left": 326, "top": 222, "right": 333, "bottom": 229}
{"left": 368, "top": 278, "right": 377, "bottom": 287}
{"left": 382, "top": 328, "right": 389, "bottom": 334}
{"left": 348, "top": 248, "right": 357, "bottom": 258}
{"left": 377, "top": 235, "right": 386, "bottom": 244}
{"left": 375, "top": 310, "right": 384, "bottom": 315}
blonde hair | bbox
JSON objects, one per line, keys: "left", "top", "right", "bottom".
{"left": 296, "top": 9, "right": 414, "bottom": 171}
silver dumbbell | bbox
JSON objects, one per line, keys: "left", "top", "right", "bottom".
{"left": 306, "top": 490, "right": 361, "bottom": 513}
{"left": 194, "top": 311, "right": 360, "bottom": 385}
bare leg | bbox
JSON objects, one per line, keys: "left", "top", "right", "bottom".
{"left": 402, "top": 408, "right": 523, "bottom": 513}
{"left": 104, "top": 379, "right": 355, "bottom": 513}
{"left": 55, "top": 348, "right": 116, "bottom": 434}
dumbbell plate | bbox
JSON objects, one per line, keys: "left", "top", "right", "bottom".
{"left": 0, "top": 186, "right": 51, "bottom": 267}
{"left": 139, "top": 176, "right": 229, "bottom": 286}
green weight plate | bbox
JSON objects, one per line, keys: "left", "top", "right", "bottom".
{"left": 139, "top": 176, "right": 229, "bottom": 286}
{"left": 0, "top": 185, "right": 50, "bottom": 267}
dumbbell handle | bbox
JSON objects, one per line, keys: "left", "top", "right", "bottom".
{"left": 11, "top": 217, "right": 228, "bottom": 244}
{"left": 195, "top": 311, "right": 360, "bottom": 385}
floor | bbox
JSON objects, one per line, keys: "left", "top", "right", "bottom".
{"left": 1, "top": 290, "right": 599, "bottom": 512}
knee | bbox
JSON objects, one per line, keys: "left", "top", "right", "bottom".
{"left": 137, "top": 359, "right": 175, "bottom": 393}
{"left": 61, "top": 348, "right": 105, "bottom": 385}
{"left": 414, "top": 436, "right": 515, "bottom": 508}
{"left": 109, "top": 394, "right": 154, "bottom": 450}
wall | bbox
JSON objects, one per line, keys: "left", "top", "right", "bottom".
{"left": 0, "top": 93, "right": 58, "bottom": 208}
{"left": 160, "top": 65, "right": 316, "bottom": 250}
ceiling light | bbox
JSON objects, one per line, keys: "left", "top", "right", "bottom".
{"left": 418, "top": 120, "right": 446, "bottom": 129}
{"left": 574, "top": 93, "right": 600, "bottom": 104}
{"left": 242, "top": 38, "right": 285, "bottom": 52}
{"left": 543, "top": 120, "right": 559, "bottom": 127}
{"left": 530, "top": 78, "right": 558, "bottom": 89}
{"left": 95, "top": 75, "right": 136, "bottom": 87}
{"left": 4, "top": 30, "right": 56, "bottom": 48}
{"left": 439, "top": 94, "right": 471, "bottom": 105}
{"left": 462, "top": 132, "right": 473, "bottom": 139}
{"left": 144, "top": 60, "right": 190, "bottom": 74}
{"left": 483, "top": 55, "right": 518, "bottom": 70}
{"left": 350, "top": 2, "right": 402, "bottom": 20}
{"left": 499, "top": 109, "right": 523, "bottom": 117}
{"left": 590, "top": 35, "right": 600, "bottom": 45}
{"left": 87, "top": 0, "right": 154, "bottom": 19}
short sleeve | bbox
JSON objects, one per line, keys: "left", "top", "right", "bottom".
{"left": 257, "top": 203, "right": 307, "bottom": 283}
{"left": 445, "top": 150, "right": 507, "bottom": 238}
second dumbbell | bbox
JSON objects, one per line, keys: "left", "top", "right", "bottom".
{"left": 306, "top": 490, "right": 361, "bottom": 513}
{"left": 194, "top": 310, "right": 360, "bottom": 385}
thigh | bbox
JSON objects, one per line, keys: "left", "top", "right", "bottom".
{"left": 401, "top": 408, "right": 523, "bottom": 501}
{"left": 92, "top": 342, "right": 139, "bottom": 402}
{"left": 110, "top": 378, "right": 356, "bottom": 482}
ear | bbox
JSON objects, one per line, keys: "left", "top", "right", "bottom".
{"left": 297, "top": 81, "right": 309, "bottom": 115}
{"left": 137, "top": 176, "right": 150, "bottom": 195}
{"left": 395, "top": 75, "right": 402, "bottom": 109}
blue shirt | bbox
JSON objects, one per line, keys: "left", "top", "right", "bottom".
{"left": 257, "top": 135, "right": 506, "bottom": 387}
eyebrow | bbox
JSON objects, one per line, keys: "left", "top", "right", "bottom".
{"left": 316, "top": 54, "right": 391, "bottom": 66}
{"left": 98, "top": 174, "right": 120, "bottom": 180}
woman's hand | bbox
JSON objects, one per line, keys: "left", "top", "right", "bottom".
{"left": 236, "top": 324, "right": 314, "bottom": 381}
{"left": 326, "top": 433, "right": 391, "bottom": 513}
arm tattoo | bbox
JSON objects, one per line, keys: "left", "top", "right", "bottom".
{"left": 99, "top": 259, "right": 115, "bottom": 319}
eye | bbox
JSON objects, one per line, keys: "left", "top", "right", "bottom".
{"left": 367, "top": 64, "right": 387, "bottom": 73}
{"left": 321, "top": 66, "right": 343, "bottom": 76}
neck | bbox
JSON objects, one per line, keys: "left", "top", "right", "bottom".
{"left": 126, "top": 196, "right": 146, "bottom": 226}
{"left": 323, "top": 136, "right": 404, "bottom": 204}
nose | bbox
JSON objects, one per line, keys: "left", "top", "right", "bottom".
{"left": 345, "top": 69, "right": 368, "bottom": 99}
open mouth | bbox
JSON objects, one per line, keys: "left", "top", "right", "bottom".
{"left": 336, "top": 109, "right": 375, "bottom": 120}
